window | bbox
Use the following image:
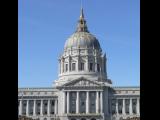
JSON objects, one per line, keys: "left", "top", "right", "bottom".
{"left": 97, "top": 64, "right": 100, "bottom": 72}
{"left": 72, "top": 63, "right": 76, "bottom": 71}
{"left": 118, "top": 99, "right": 123, "bottom": 114}
{"left": 65, "top": 64, "right": 68, "bottom": 72}
{"left": 81, "top": 102, "right": 85, "bottom": 106}
{"left": 51, "top": 101, "right": 55, "bottom": 106}
{"left": 89, "top": 63, "right": 93, "bottom": 71}
{"left": 81, "top": 118, "right": 86, "bottom": 120}
{"left": 80, "top": 63, "right": 84, "bottom": 71}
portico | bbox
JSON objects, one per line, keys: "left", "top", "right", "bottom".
{"left": 63, "top": 90, "right": 104, "bottom": 114}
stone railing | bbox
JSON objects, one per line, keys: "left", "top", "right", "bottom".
{"left": 122, "top": 117, "right": 140, "bottom": 120}
{"left": 18, "top": 115, "right": 39, "bottom": 120}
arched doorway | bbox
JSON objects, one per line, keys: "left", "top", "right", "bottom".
{"left": 71, "top": 118, "right": 76, "bottom": 120}
{"left": 91, "top": 118, "right": 96, "bottom": 120}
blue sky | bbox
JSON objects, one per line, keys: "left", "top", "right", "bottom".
{"left": 18, "top": 0, "right": 140, "bottom": 87}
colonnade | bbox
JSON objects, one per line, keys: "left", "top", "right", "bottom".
{"left": 18, "top": 99, "right": 58, "bottom": 116}
{"left": 114, "top": 98, "right": 140, "bottom": 115}
{"left": 63, "top": 91, "right": 104, "bottom": 114}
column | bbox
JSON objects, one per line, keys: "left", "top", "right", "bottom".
{"left": 122, "top": 99, "right": 126, "bottom": 115}
{"left": 55, "top": 99, "right": 57, "bottom": 114}
{"left": 76, "top": 91, "right": 79, "bottom": 113}
{"left": 116, "top": 99, "right": 119, "bottom": 115}
{"left": 69, "top": 56, "right": 71, "bottom": 72}
{"left": 100, "top": 91, "right": 103, "bottom": 113}
{"left": 63, "top": 92, "right": 66, "bottom": 113}
{"left": 96, "top": 91, "right": 99, "bottom": 113}
{"left": 61, "top": 59, "right": 62, "bottom": 73}
{"left": 26, "top": 100, "right": 29, "bottom": 116}
{"left": 77, "top": 56, "right": 79, "bottom": 71}
{"left": 19, "top": 100, "right": 22, "bottom": 115}
{"left": 109, "top": 99, "right": 112, "bottom": 114}
{"left": 137, "top": 98, "right": 140, "bottom": 114}
{"left": 67, "top": 92, "right": 70, "bottom": 113}
{"left": 62, "top": 59, "right": 64, "bottom": 73}
{"left": 95, "top": 56, "right": 97, "bottom": 72}
{"left": 47, "top": 99, "right": 50, "bottom": 116}
{"left": 86, "top": 56, "right": 88, "bottom": 71}
{"left": 33, "top": 100, "right": 36, "bottom": 116}
{"left": 129, "top": 99, "right": 133, "bottom": 115}
{"left": 86, "top": 91, "right": 89, "bottom": 113}
{"left": 40, "top": 99, "right": 43, "bottom": 116}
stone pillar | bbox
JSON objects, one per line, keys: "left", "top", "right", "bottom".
{"left": 40, "top": 99, "right": 43, "bottom": 116}
{"left": 63, "top": 92, "right": 66, "bottom": 114}
{"left": 122, "top": 99, "right": 126, "bottom": 115}
{"left": 62, "top": 58, "right": 64, "bottom": 73}
{"left": 76, "top": 91, "right": 79, "bottom": 113}
{"left": 61, "top": 60, "right": 63, "bottom": 73}
{"left": 55, "top": 99, "right": 57, "bottom": 114}
{"left": 86, "top": 56, "right": 88, "bottom": 71}
{"left": 47, "top": 99, "right": 50, "bottom": 116}
{"left": 137, "top": 98, "right": 140, "bottom": 114}
{"left": 19, "top": 100, "right": 22, "bottom": 115}
{"left": 86, "top": 91, "right": 89, "bottom": 113}
{"left": 26, "top": 100, "right": 29, "bottom": 116}
{"left": 95, "top": 56, "right": 97, "bottom": 72}
{"left": 67, "top": 92, "right": 70, "bottom": 113}
{"left": 129, "top": 99, "right": 133, "bottom": 115}
{"left": 96, "top": 91, "right": 99, "bottom": 113}
{"left": 77, "top": 56, "right": 79, "bottom": 71}
{"left": 33, "top": 100, "right": 36, "bottom": 116}
{"left": 109, "top": 98, "right": 112, "bottom": 114}
{"left": 116, "top": 99, "right": 119, "bottom": 115}
{"left": 100, "top": 91, "right": 103, "bottom": 113}
{"left": 69, "top": 56, "right": 71, "bottom": 72}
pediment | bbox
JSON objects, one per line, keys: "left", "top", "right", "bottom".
{"left": 62, "top": 77, "right": 102, "bottom": 87}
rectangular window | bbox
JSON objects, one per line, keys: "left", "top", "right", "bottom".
{"left": 89, "top": 63, "right": 93, "bottom": 71}
{"left": 65, "top": 64, "right": 68, "bottom": 72}
{"left": 72, "top": 63, "right": 76, "bottom": 71}
{"left": 80, "top": 63, "right": 84, "bottom": 71}
{"left": 118, "top": 99, "right": 123, "bottom": 114}
{"left": 97, "top": 64, "right": 100, "bottom": 72}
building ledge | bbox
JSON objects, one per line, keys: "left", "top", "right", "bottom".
{"left": 66, "top": 113, "right": 102, "bottom": 117}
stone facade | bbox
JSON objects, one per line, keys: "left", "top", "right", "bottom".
{"left": 18, "top": 8, "right": 140, "bottom": 120}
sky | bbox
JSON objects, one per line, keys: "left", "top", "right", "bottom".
{"left": 18, "top": 0, "right": 140, "bottom": 87}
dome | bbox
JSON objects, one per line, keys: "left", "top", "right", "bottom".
{"left": 64, "top": 32, "right": 101, "bottom": 49}
{"left": 64, "top": 8, "right": 101, "bottom": 50}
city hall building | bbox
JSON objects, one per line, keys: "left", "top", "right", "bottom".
{"left": 18, "top": 8, "right": 140, "bottom": 120}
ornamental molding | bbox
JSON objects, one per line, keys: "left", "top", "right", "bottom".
{"left": 18, "top": 95, "right": 58, "bottom": 99}
{"left": 56, "top": 77, "right": 106, "bottom": 90}
{"left": 66, "top": 113, "right": 102, "bottom": 118}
